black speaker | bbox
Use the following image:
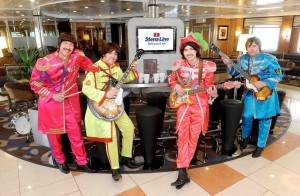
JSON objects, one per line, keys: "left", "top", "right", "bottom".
{"left": 57, "top": 21, "right": 71, "bottom": 34}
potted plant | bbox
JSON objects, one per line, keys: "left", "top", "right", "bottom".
{"left": 14, "top": 47, "right": 45, "bottom": 81}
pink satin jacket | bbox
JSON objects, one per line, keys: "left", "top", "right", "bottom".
{"left": 30, "top": 49, "right": 92, "bottom": 134}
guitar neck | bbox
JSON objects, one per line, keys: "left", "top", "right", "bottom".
{"left": 115, "top": 58, "right": 137, "bottom": 90}
{"left": 217, "top": 51, "right": 252, "bottom": 82}
{"left": 187, "top": 83, "right": 224, "bottom": 95}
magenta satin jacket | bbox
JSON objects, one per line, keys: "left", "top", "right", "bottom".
{"left": 30, "top": 49, "right": 92, "bottom": 134}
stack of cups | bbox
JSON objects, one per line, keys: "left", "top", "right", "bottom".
{"left": 153, "top": 73, "right": 160, "bottom": 83}
{"left": 138, "top": 73, "right": 144, "bottom": 83}
{"left": 144, "top": 74, "right": 150, "bottom": 83}
{"left": 159, "top": 73, "right": 166, "bottom": 83}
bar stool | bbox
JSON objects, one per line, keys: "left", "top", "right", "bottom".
{"left": 146, "top": 92, "right": 167, "bottom": 134}
{"left": 220, "top": 99, "right": 243, "bottom": 156}
{"left": 135, "top": 106, "right": 162, "bottom": 170}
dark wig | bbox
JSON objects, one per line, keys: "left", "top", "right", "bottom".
{"left": 102, "top": 42, "right": 120, "bottom": 57}
{"left": 180, "top": 42, "right": 201, "bottom": 59}
{"left": 245, "top": 36, "right": 262, "bottom": 52}
{"left": 58, "top": 32, "right": 77, "bottom": 47}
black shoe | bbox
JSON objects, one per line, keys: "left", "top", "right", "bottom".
{"left": 77, "top": 164, "right": 97, "bottom": 173}
{"left": 240, "top": 137, "right": 249, "bottom": 150}
{"left": 112, "top": 169, "right": 122, "bottom": 181}
{"left": 121, "top": 156, "right": 139, "bottom": 169}
{"left": 252, "top": 147, "right": 263, "bottom": 158}
{"left": 58, "top": 163, "right": 70, "bottom": 174}
{"left": 171, "top": 168, "right": 190, "bottom": 187}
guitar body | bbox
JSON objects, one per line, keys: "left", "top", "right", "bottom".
{"left": 169, "top": 82, "right": 240, "bottom": 109}
{"left": 246, "top": 75, "right": 273, "bottom": 101}
{"left": 88, "top": 79, "right": 125, "bottom": 121}
{"left": 169, "top": 86, "right": 194, "bottom": 109}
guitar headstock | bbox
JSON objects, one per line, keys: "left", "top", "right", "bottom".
{"left": 211, "top": 43, "right": 220, "bottom": 54}
{"left": 135, "top": 49, "right": 145, "bottom": 59}
{"left": 223, "top": 81, "right": 242, "bottom": 89}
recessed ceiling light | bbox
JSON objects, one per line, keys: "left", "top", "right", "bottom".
{"left": 111, "top": 12, "right": 114, "bottom": 14}
{"left": 73, "top": 11, "right": 77, "bottom": 13}
{"left": 101, "top": 0, "right": 105, "bottom": 2}
{"left": 85, "top": 7, "right": 88, "bottom": 9}
{"left": 99, "top": 15, "right": 101, "bottom": 17}
{"left": 126, "top": 8, "right": 131, "bottom": 11}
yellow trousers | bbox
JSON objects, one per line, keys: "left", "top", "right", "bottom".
{"left": 105, "top": 112, "right": 135, "bottom": 169}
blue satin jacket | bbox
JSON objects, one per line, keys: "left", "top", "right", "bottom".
{"left": 227, "top": 53, "right": 282, "bottom": 119}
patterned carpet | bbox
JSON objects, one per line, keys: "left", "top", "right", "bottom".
{"left": 0, "top": 93, "right": 291, "bottom": 173}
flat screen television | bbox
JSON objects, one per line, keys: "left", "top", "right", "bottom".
{"left": 136, "top": 26, "right": 177, "bottom": 54}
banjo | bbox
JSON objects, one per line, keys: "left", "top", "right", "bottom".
{"left": 88, "top": 49, "right": 144, "bottom": 121}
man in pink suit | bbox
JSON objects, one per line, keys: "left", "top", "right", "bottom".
{"left": 30, "top": 33, "right": 95, "bottom": 174}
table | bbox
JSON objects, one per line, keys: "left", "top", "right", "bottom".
{"left": 123, "top": 80, "right": 170, "bottom": 102}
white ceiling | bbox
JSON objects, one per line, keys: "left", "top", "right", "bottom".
{"left": 0, "top": 0, "right": 300, "bottom": 25}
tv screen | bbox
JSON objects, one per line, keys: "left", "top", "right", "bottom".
{"left": 136, "top": 26, "right": 177, "bottom": 54}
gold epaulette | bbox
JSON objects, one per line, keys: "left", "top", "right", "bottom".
{"left": 36, "top": 61, "right": 51, "bottom": 71}
{"left": 33, "top": 81, "right": 43, "bottom": 87}
{"left": 35, "top": 54, "right": 54, "bottom": 71}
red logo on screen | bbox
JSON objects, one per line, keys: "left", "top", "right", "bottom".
{"left": 153, "top": 33, "right": 160, "bottom": 37}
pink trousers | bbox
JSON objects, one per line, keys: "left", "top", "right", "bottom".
{"left": 47, "top": 101, "right": 87, "bottom": 165}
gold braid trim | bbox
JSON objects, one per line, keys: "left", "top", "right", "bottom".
{"left": 33, "top": 81, "right": 43, "bottom": 87}
{"left": 36, "top": 61, "right": 51, "bottom": 71}
{"left": 46, "top": 128, "right": 65, "bottom": 134}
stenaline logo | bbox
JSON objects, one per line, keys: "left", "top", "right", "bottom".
{"left": 145, "top": 33, "right": 169, "bottom": 42}
{"left": 144, "top": 32, "right": 169, "bottom": 45}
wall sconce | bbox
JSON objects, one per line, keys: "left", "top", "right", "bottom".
{"left": 235, "top": 30, "right": 241, "bottom": 37}
{"left": 0, "top": 37, "right": 8, "bottom": 57}
{"left": 83, "top": 33, "right": 90, "bottom": 41}
{"left": 282, "top": 29, "right": 291, "bottom": 40}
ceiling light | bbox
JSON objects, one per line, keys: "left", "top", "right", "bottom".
{"left": 18, "top": 5, "right": 23, "bottom": 8}
{"left": 73, "top": 11, "right": 77, "bottom": 13}
{"left": 85, "top": 7, "right": 88, "bottom": 9}
{"left": 126, "top": 8, "right": 131, "bottom": 11}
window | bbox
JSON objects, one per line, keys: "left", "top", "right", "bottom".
{"left": 249, "top": 25, "right": 280, "bottom": 52}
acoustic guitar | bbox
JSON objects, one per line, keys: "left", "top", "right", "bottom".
{"left": 169, "top": 81, "right": 239, "bottom": 109}
{"left": 88, "top": 49, "right": 144, "bottom": 121}
{"left": 211, "top": 43, "right": 272, "bottom": 101}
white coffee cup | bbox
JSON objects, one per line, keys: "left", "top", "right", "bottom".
{"left": 159, "top": 73, "right": 166, "bottom": 83}
{"left": 138, "top": 73, "right": 144, "bottom": 83}
{"left": 144, "top": 74, "right": 150, "bottom": 84}
{"left": 153, "top": 73, "right": 160, "bottom": 83}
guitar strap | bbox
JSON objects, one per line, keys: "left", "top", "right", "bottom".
{"left": 198, "top": 59, "right": 203, "bottom": 85}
